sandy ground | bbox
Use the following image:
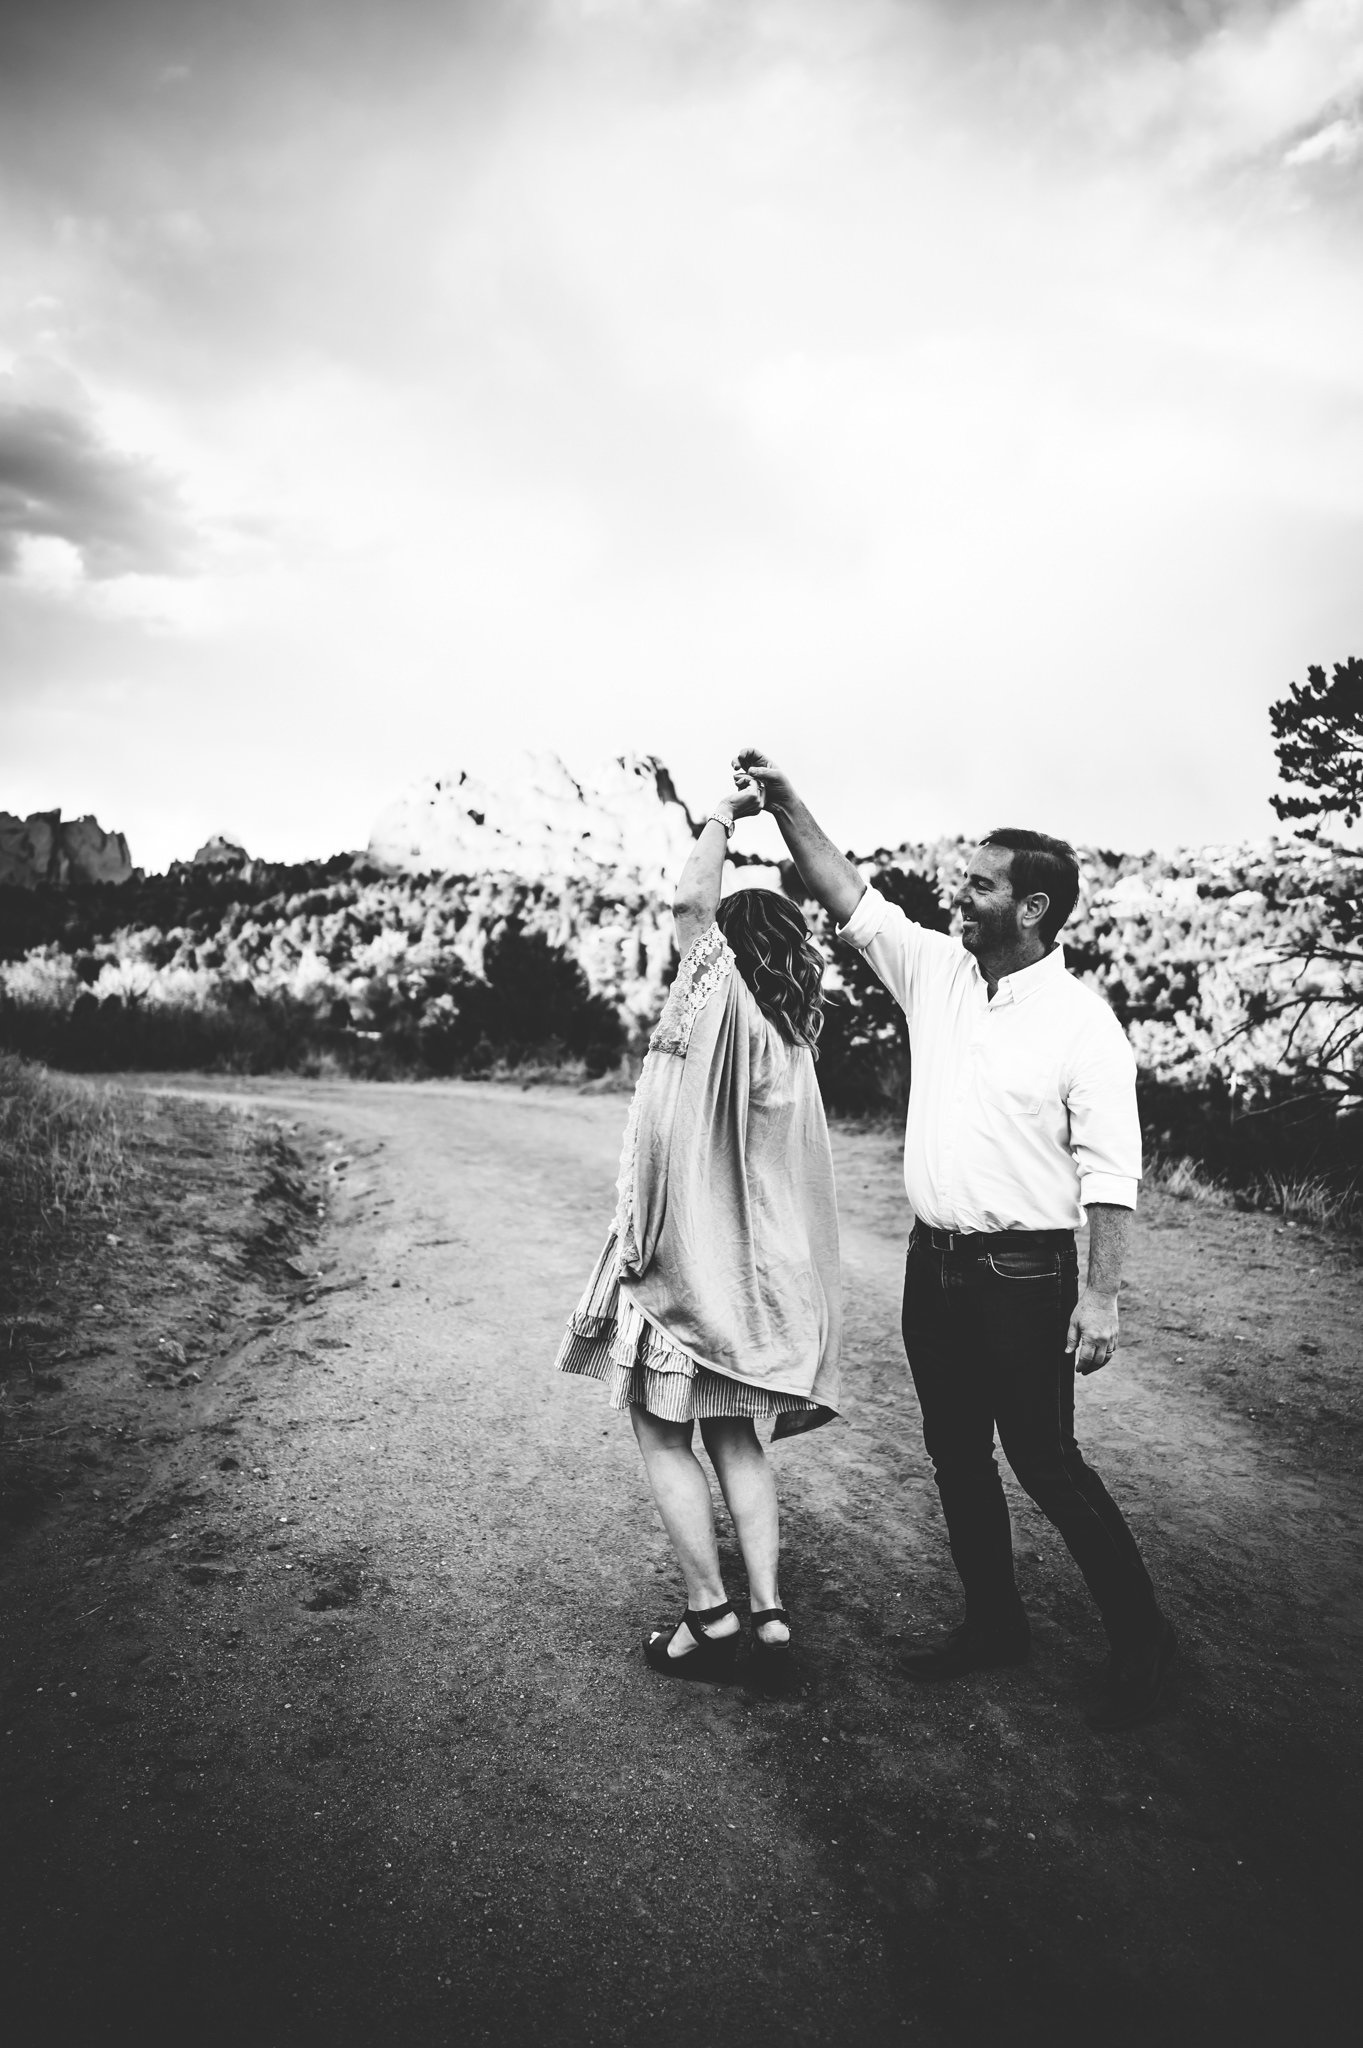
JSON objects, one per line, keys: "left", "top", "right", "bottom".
{"left": 2, "top": 1075, "right": 1360, "bottom": 2048}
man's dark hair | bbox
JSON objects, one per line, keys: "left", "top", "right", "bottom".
{"left": 980, "top": 828, "right": 1080, "bottom": 948}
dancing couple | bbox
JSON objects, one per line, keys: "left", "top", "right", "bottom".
{"left": 555, "top": 751, "right": 1175, "bottom": 1731}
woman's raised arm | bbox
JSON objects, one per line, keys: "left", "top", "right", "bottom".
{"left": 673, "top": 776, "right": 763, "bottom": 955}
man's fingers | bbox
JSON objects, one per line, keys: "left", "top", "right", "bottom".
{"left": 1064, "top": 1313, "right": 1080, "bottom": 1353}
{"left": 1075, "top": 1332, "right": 1117, "bottom": 1375}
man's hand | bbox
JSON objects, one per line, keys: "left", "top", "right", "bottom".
{"left": 732, "top": 748, "right": 865, "bottom": 924}
{"left": 1066, "top": 1289, "right": 1119, "bottom": 1375}
{"left": 733, "top": 748, "right": 795, "bottom": 811}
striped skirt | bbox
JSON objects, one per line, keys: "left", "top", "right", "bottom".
{"left": 554, "top": 1230, "right": 825, "bottom": 1431}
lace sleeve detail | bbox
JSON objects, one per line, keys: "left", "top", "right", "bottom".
{"left": 613, "top": 1073, "right": 647, "bottom": 1271}
{"left": 614, "top": 924, "right": 735, "bottom": 1275}
{"left": 649, "top": 922, "right": 735, "bottom": 1058}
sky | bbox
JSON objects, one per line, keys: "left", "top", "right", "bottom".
{"left": 2, "top": 0, "right": 1362, "bottom": 871}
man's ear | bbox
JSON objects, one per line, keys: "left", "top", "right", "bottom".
{"left": 1019, "top": 891, "right": 1050, "bottom": 934}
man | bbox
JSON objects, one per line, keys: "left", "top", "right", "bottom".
{"left": 735, "top": 748, "right": 1174, "bottom": 1731}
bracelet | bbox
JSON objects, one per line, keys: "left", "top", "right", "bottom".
{"left": 705, "top": 811, "right": 735, "bottom": 839}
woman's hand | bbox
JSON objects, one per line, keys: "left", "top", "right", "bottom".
{"left": 733, "top": 748, "right": 794, "bottom": 811}
{"left": 725, "top": 774, "right": 765, "bottom": 822}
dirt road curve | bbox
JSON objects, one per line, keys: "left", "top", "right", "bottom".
{"left": 5, "top": 1078, "right": 1361, "bottom": 2047}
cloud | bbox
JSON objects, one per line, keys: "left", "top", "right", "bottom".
{"left": 1, "top": 0, "right": 1361, "bottom": 866}
{"left": 1284, "top": 112, "right": 1363, "bottom": 165}
{"left": 0, "top": 369, "right": 193, "bottom": 578}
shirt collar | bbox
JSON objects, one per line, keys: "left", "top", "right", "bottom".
{"left": 987, "top": 944, "right": 1066, "bottom": 1006}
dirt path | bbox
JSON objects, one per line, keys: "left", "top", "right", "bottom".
{"left": 4, "top": 1077, "right": 1360, "bottom": 2047}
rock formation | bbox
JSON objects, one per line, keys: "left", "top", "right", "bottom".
{"left": 190, "top": 836, "right": 250, "bottom": 869}
{"left": 0, "top": 810, "right": 133, "bottom": 887}
{"left": 367, "top": 753, "right": 698, "bottom": 887}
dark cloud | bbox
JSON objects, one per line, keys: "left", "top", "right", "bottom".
{"left": 0, "top": 382, "right": 192, "bottom": 578}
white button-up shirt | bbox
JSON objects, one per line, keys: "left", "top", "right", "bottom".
{"left": 838, "top": 886, "right": 1141, "bottom": 1232}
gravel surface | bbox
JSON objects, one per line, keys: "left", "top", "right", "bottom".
{"left": 3, "top": 1075, "right": 1359, "bottom": 2046}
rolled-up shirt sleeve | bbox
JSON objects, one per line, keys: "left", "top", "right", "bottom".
{"left": 1066, "top": 1012, "right": 1142, "bottom": 1210}
{"left": 836, "top": 883, "right": 958, "bottom": 1031}
{"left": 836, "top": 884, "right": 889, "bottom": 951}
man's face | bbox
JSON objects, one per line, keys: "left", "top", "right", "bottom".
{"left": 954, "top": 845, "right": 1023, "bottom": 957}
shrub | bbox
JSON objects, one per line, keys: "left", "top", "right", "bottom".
{"left": 808, "top": 864, "right": 951, "bottom": 1116}
{"left": 461, "top": 921, "right": 625, "bottom": 1076}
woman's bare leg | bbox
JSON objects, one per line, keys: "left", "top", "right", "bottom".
{"left": 630, "top": 1406, "right": 740, "bottom": 1656}
{"left": 700, "top": 1418, "right": 790, "bottom": 1645}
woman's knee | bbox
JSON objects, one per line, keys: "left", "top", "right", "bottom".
{"left": 630, "top": 1405, "right": 693, "bottom": 1456}
{"left": 699, "top": 1416, "right": 760, "bottom": 1461}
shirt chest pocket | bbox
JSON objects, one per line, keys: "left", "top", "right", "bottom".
{"left": 978, "top": 1039, "right": 1052, "bottom": 1118}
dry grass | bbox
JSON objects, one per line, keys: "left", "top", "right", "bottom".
{"left": 1143, "top": 1154, "right": 1228, "bottom": 1204}
{"left": 0, "top": 1053, "right": 134, "bottom": 1290}
{"left": 1256, "top": 1170, "right": 1361, "bottom": 1233}
{"left": 1144, "top": 1148, "right": 1360, "bottom": 1235}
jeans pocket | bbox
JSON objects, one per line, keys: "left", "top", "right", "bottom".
{"left": 984, "top": 1252, "right": 1058, "bottom": 1281}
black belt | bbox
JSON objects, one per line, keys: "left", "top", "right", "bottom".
{"left": 914, "top": 1224, "right": 1074, "bottom": 1254}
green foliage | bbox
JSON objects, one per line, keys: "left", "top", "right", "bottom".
{"left": 1270, "top": 655, "right": 1363, "bottom": 836}
{"left": 461, "top": 921, "right": 624, "bottom": 1074}
{"left": 1258, "top": 657, "right": 1363, "bottom": 1106}
{"left": 807, "top": 864, "right": 950, "bottom": 1114}
{"left": 0, "top": 885, "right": 624, "bottom": 1081}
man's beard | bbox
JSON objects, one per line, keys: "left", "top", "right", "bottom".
{"left": 961, "top": 907, "right": 1019, "bottom": 955}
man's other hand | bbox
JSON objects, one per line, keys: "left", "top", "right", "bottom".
{"left": 1066, "top": 1289, "right": 1119, "bottom": 1375}
{"left": 733, "top": 748, "right": 794, "bottom": 810}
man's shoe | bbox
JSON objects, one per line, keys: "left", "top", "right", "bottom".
{"left": 1086, "top": 1620, "right": 1177, "bottom": 1731}
{"left": 899, "top": 1621, "right": 1030, "bottom": 1682}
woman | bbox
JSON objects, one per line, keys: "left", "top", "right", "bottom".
{"left": 554, "top": 772, "right": 841, "bottom": 1680}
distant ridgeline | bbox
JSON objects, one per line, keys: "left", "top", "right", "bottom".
{"left": 0, "top": 756, "right": 1358, "bottom": 1174}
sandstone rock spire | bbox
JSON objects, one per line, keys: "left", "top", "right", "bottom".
{"left": 0, "top": 810, "right": 133, "bottom": 887}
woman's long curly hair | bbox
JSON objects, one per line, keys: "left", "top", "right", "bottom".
{"left": 715, "top": 887, "right": 825, "bottom": 1054}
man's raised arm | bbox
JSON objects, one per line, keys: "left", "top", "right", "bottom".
{"left": 733, "top": 748, "right": 866, "bottom": 927}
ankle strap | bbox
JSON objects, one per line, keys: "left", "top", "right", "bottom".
{"left": 750, "top": 1607, "right": 789, "bottom": 1629}
{"left": 686, "top": 1600, "right": 734, "bottom": 1636}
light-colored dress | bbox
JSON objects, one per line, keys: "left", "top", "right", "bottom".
{"left": 554, "top": 921, "right": 842, "bottom": 1438}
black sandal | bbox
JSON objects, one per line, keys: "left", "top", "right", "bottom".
{"left": 644, "top": 1599, "right": 741, "bottom": 1679}
{"left": 749, "top": 1607, "right": 793, "bottom": 1666}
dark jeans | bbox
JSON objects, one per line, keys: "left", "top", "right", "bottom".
{"left": 901, "top": 1230, "right": 1163, "bottom": 1653}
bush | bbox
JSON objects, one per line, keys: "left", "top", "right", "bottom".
{"left": 460, "top": 921, "right": 624, "bottom": 1076}
{"left": 0, "top": 917, "right": 624, "bottom": 1083}
{"left": 1136, "top": 1072, "right": 1362, "bottom": 1191}
{"left": 807, "top": 863, "right": 951, "bottom": 1116}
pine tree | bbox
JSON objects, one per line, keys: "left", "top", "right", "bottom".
{"left": 1270, "top": 655, "right": 1363, "bottom": 854}
{"left": 1258, "top": 658, "right": 1362, "bottom": 1106}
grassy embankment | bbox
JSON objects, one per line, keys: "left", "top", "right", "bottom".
{"left": 0, "top": 1054, "right": 134, "bottom": 1310}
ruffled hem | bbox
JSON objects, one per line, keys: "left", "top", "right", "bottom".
{"left": 554, "top": 1229, "right": 830, "bottom": 1434}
